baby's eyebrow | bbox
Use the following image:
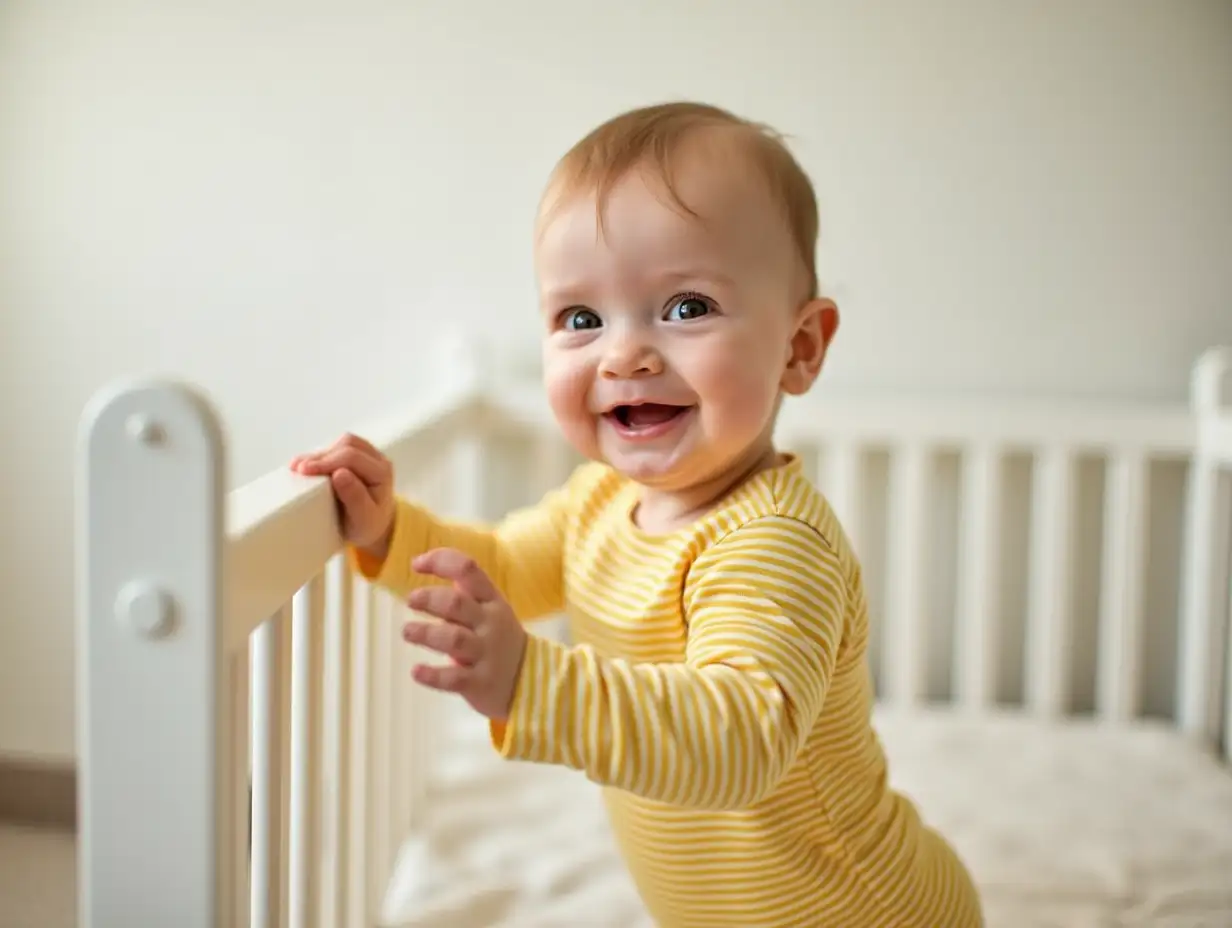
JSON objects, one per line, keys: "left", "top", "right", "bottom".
{"left": 655, "top": 268, "right": 736, "bottom": 290}
{"left": 539, "top": 280, "right": 594, "bottom": 308}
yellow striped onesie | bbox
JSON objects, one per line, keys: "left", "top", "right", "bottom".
{"left": 354, "top": 454, "right": 983, "bottom": 927}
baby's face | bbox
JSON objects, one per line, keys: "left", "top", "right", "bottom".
{"left": 534, "top": 151, "right": 823, "bottom": 498}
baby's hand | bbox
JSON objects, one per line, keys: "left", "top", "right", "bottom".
{"left": 289, "top": 433, "right": 396, "bottom": 557}
{"left": 402, "top": 548, "right": 529, "bottom": 722}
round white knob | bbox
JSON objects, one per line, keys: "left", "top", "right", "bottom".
{"left": 115, "top": 581, "right": 175, "bottom": 639}
{"left": 126, "top": 414, "right": 164, "bottom": 445}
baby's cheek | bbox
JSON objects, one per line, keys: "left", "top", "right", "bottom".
{"left": 708, "top": 369, "right": 778, "bottom": 434}
{"left": 543, "top": 364, "right": 598, "bottom": 452}
{"left": 543, "top": 357, "right": 584, "bottom": 412}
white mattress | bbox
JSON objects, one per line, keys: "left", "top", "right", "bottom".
{"left": 383, "top": 701, "right": 1232, "bottom": 927}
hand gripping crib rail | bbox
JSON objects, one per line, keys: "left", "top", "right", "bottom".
{"left": 74, "top": 342, "right": 1232, "bottom": 928}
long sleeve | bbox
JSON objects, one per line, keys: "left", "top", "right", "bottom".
{"left": 490, "top": 515, "right": 848, "bottom": 809}
{"left": 349, "top": 463, "right": 602, "bottom": 623}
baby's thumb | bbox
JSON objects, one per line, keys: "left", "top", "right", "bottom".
{"left": 332, "top": 469, "right": 378, "bottom": 529}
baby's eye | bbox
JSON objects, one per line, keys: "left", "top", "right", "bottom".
{"left": 561, "top": 308, "right": 602, "bottom": 331}
{"left": 665, "top": 295, "right": 713, "bottom": 322}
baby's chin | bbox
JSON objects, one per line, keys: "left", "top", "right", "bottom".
{"left": 604, "top": 451, "right": 688, "bottom": 486}
{"left": 598, "top": 441, "right": 721, "bottom": 493}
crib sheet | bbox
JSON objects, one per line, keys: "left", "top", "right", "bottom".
{"left": 383, "top": 701, "right": 1232, "bottom": 927}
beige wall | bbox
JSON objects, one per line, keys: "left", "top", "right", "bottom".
{"left": 2, "top": 1, "right": 1230, "bottom": 761}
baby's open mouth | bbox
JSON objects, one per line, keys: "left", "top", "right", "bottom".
{"left": 608, "top": 403, "right": 691, "bottom": 430}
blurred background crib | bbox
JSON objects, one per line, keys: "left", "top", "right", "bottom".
{"left": 75, "top": 339, "right": 1232, "bottom": 927}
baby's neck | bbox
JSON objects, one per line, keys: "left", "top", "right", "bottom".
{"left": 631, "top": 444, "right": 784, "bottom": 534}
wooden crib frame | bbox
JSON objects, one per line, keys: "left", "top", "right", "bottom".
{"left": 74, "top": 340, "right": 1232, "bottom": 928}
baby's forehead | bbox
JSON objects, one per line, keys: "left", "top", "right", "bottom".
{"left": 536, "top": 114, "right": 817, "bottom": 300}
{"left": 538, "top": 136, "right": 792, "bottom": 256}
{"left": 548, "top": 127, "right": 773, "bottom": 208}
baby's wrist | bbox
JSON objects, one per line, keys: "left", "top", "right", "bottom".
{"left": 360, "top": 513, "right": 396, "bottom": 563}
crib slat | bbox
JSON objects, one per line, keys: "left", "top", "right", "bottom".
{"left": 367, "top": 586, "right": 396, "bottom": 918}
{"left": 1096, "top": 450, "right": 1149, "bottom": 722}
{"left": 346, "top": 580, "right": 374, "bottom": 928}
{"left": 289, "top": 575, "right": 326, "bottom": 927}
{"left": 884, "top": 444, "right": 930, "bottom": 705}
{"left": 1225, "top": 558, "right": 1232, "bottom": 762}
{"left": 821, "top": 442, "right": 863, "bottom": 549}
{"left": 392, "top": 594, "right": 418, "bottom": 840}
{"left": 251, "top": 606, "right": 293, "bottom": 928}
{"left": 391, "top": 581, "right": 427, "bottom": 904}
{"left": 955, "top": 445, "right": 1003, "bottom": 710}
{"left": 278, "top": 608, "right": 294, "bottom": 918}
{"left": 320, "top": 557, "right": 354, "bottom": 928}
{"left": 1025, "top": 447, "right": 1075, "bottom": 717}
{"left": 1177, "top": 452, "right": 1225, "bottom": 742}
{"left": 229, "top": 646, "right": 252, "bottom": 928}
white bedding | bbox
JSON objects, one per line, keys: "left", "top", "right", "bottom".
{"left": 383, "top": 701, "right": 1232, "bottom": 927}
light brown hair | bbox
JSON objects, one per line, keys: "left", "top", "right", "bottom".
{"left": 543, "top": 101, "right": 820, "bottom": 300}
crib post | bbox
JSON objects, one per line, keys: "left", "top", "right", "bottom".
{"left": 76, "top": 380, "right": 230, "bottom": 928}
{"left": 1177, "top": 348, "right": 1232, "bottom": 745}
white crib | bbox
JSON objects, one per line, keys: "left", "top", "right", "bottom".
{"left": 74, "top": 339, "right": 1232, "bottom": 928}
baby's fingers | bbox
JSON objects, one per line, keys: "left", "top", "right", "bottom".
{"left": 412, "top": 549, "right": 501, "bottom": 604}
{"left": 331, "top": 469, "right": 382, "bottom": 523}
{"left": 402, "top": 619, "right": 479, "bottom": 665}
{"left": 295, "top": 442, "right": 389, "bottom": 486}
{"left": 407, "top": 585, "right": 484, "bottom": 629}
{"left": 411, "top": 662, "right": 471, "bottom": 694}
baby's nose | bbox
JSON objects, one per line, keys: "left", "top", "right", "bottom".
{"left": 599, "top": 338, "right": 664, "bottom": 379}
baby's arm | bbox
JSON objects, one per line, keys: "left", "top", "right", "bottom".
{"left": 489, "top": 516, "right": 845, "bottom": 809}
{"left": 349, "top": 485, "right": 574, "bottom": 623}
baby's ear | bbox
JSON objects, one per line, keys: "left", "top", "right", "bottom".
{"left": 781, "top": 298, "right": 839, "bottom": 396}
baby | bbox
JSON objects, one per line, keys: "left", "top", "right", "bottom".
{"left": 291, "top": 102, "right": 982, "bottom": 927}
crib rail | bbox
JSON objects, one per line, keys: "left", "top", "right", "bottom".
{"left": 76, "top": 371, "right": 480, "bottom": 928}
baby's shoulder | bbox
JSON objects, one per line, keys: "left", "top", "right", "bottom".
{"left": 696, "top": 456, "right": 853, "bottom": 560}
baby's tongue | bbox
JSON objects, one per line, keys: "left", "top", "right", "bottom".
{"left": 625, "top": 404, "right": 682, "bottom": 427}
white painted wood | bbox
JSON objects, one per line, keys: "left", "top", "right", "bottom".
{"left": 391, "top": 593, "right": 418, "bottom": 843}
{"left": 955, "top": 445, "right": 1003, "bottom": 710}
{"left": 1193, "top": 347, "right": 1232, "bottom": 759}
{"left": 250, "top": 607, "right": 292, "bottom": 928}
{"left": 1177, "top": 348, "right": 1229, "bottom": 743}
{"left": 289, "top": 574, "right": 326, "bottom": 928}
{"left": 76, "top": 381, "right": 226, "bottom": 928}
{"left": 319, "top": 556, "right": 353, "bottom": 928}
{"left": 883, "top": 444, "right": 931, "bottom": 705}
{"left": 278, "top": 611, "right": 295, "bottom": 916}
{"left": 346, "top": 579, "right": 374, "bottom": 928}
{"left": 225, "top": 385, "right": 476, "bottom": 648}
{"left": 1209, "top": 419, "right": 1232, "bottom": 462}
{"left": 366, "top": 587, "right": 396, "bottom": 919}
{"left": 1192, "top": 347, "right": 1232, "bottom": 464}
{"left": 230, "top": 646, "right": 253, "bottom": 928}
{"left": 1025, "top": 447, "right": 1076, "bottom": 718}
{"left": 1096, "top": 450, "right": 1149, "bottom": 722}
{"left": 1178, "top": 458, "right": 1232, "bottom": 744}
{"left": 821, "top": 442, "right": 863, "bottom": 551}
{"left": 1225, "top": 554, "right": 1232, "bottom": 761}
